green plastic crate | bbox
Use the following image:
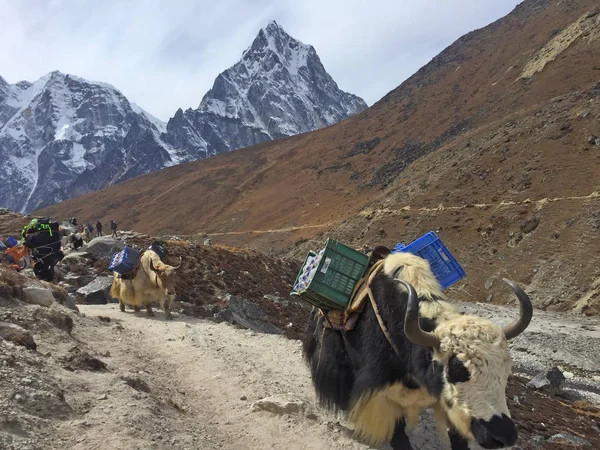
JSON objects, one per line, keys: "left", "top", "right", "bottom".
{"left": 291, "top": 238, "right": 370, "bottom": 310}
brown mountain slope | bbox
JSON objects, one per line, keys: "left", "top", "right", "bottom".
{"left": 38, "top": 0, "right": 600, "bottom": 312}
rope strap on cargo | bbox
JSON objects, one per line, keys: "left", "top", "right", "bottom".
{"left": 319, "top": 259, "right": 402, "bottom": 355}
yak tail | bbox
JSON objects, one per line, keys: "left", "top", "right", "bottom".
{"left": 302, "top": 308, "right": 354, "bottom": 412}
{"left": 109, "top": 277, "right": 119, "bottom": 299}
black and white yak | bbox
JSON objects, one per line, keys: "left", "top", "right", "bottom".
{"left": 303, "top": 251, "right": 533, "bottom": 450}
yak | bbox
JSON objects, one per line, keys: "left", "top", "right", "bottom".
{"left": 110, "top": 250, "right": 181, "bottom": 319}
{"left": 303, "top": 251, "right": 533, "bottom": 450}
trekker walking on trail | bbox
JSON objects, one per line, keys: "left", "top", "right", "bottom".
{"left": 96, "top": 221, "right": 103, "bottom": 237}
{"left": 110, "top": 220, "right": 118, "bottom": 238}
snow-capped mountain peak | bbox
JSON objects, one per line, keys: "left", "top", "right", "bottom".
{"left": 163, "top": 21, "right": 367, "bottom": 159}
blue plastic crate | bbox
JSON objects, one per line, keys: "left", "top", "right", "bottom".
{"left": 6, "top": 237, "right": 18, "bottom": 248}
{"left": 109, "top": 246, "right": 140, "bottom": 274}
{"left": 392, "top": 232, "right": 465, "bottom": 289}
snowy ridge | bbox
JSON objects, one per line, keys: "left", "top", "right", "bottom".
{"left": 1, "top": 22, "right": 366, "bottom": 212}
{"left": 0, "top": 71, "right": 174, "bottom": 212}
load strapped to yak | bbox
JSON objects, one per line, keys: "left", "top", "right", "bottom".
{"left": 291, "top": 233, "right": 465, "bottom": 331}
{"left": 20, "top": 217, "right": 65, "bottom": 281}
{"left": 109, "top": 240, "right": 168, "bottom": 278}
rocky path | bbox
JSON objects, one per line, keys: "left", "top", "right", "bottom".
{"left": 29, "top": 300, "right": 595, "bottom": 450}
{"left": 48, "top": 304, "right": 367, "bottom": 450}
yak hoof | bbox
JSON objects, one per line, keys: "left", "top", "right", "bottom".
{"left": 119, "top": 303, "right": 125, "bottom": 312}
{"left": 165, "top": 313, "right": 173, "bottom": 321}
{"left": 134, "top": 306, "right": 141, "bottom": 313}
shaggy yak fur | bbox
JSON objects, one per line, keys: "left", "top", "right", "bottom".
{"left": 303, "top": 250, "right": 532, "bottom": 450}
{"left": 110, "top": 250, "right": 180, "bottom": 319}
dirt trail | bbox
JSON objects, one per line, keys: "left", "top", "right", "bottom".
{"left": 31, "top": 301, "right": 596, "bottom": 450}
{"left": 50, "top": 304, "right": 367, "bottom": 450}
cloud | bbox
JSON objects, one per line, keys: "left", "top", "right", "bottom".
{"left": 0, "top": 0, "right": 521, "bottom": 121}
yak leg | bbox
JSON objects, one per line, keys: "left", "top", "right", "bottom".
{"left": 448, "top": 428, "right": 469, "bottom": 450}
{"left": 390, "top": 419, "right": 414, "bottom": 450}
{"left": 164, "top": 304, "right": 173, "bottom": 320}
{"left": 133, "top": 306, "right": 141, "bottom": 313}
{"left": 146, "top": 305, "right": 155, "bottom": 317}
{"left": 119, "top": 299, "right": 125, "bottom": 312}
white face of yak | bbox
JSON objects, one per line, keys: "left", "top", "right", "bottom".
{"left": 434, "top": 316, "right": 516, "bottom": 449}
{"left": 152, "top": 265, "right": 177, "bottom": 298}
{"left": 386, "top": 252, "right": 531, "bottom": 449}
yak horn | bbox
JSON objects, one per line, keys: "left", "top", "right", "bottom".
{"left": 501, "top": 279, "right": 533, "bottom": 340}
{"left": 399, "top": 279, "right": 441, "bottom": 350}
{"left": 149, "top": 258, "right": 156, "bottom": 272}
{"left": 172, "top": 256, "right": 182, "bottom": 269}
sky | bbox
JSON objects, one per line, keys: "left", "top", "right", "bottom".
{"left": 1, "top": 0, "right": 522, "bottom": 121}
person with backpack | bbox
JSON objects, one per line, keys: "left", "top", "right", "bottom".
{"left": 96, "top": 221, "right": 103, "bottom": 237}
{"left": 21, "top": 217, "right": 64, "bottom": 282}
{"left": 110, "top": 220, "right": 118, "bottom": 238}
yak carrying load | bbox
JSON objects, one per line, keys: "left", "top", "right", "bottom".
{"left": 298, "top": 233, "right": 533, "bottom": 450}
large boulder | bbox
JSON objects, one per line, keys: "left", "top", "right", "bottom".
{"left": 224, "top": 294, "right": 281, "bottom": 335}
{"left": 76, "top": 277, "right": 114, "bottom": 304}
{"left": 527, "top": 367, "right": 566, "bottom": 395}
{"left": 84, "top": 237, "right": 125, "bottom": 261}
{"left": 22, "top": 287, "right": 55, "bottom": 307}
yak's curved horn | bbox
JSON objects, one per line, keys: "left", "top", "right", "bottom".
{"left": 172, "top": 256, "right": 182, "bottom": 269}
{"left": 399, "top": 279, "right": 441, "bottom": 350}
{"left": 501, "top": 279, "right": 533, "bottom": 340}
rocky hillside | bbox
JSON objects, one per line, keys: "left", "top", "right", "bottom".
{"left": 37, "top": 0, "right": 600, "bottom": 315}
{"left": 162, "top": 21, "right": 366, "bottom": 159}
{"left": 1, "top": 22, "right": 365, "bottom": 213}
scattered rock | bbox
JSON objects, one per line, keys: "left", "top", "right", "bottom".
{"left": 60, "top": 351, "right": 107, "bottom": 372}
{"left": 57, "top": 293, "right": 80, "bottom": 312}
{"left": 97, "top": 394, "right": 108, "bottom": 401}
{"left": 33, "top": 308, "right": 74, "bottom": 334}
{"left": 204, "top": 239, "right": 212, "bottom": 246}
{"left": 0, "top": 322, "right": 37, "bottom": 350}
{"left": 76, "top": 277, "right": 114, "bottom": 304}
{"left": 225, "top": 294, "right": 282, "bottom": 335}
{"left": 22, "top": 287, "right": 55, "bottom": 307}
{"left": 84, "top": 237, "right": 126, "bottom": 260}
{"left": 122, "top": 376, "right": 151, "bottom": 393}
{"left": 547, "top": 433, "right": 592, "bottom": 447}
{"left": 97, "top": 316, "right": 111, "bottom": 323}
{"left": 520, "top": 216, "right": 539, "bottom": 234}
{"left": 527, "top": 367, "right": 565, "bottom": 395}
{"left": 588, "top": 135, "right": 599, "bottom": 146}
{"left": 251, "top": 395, "right": 306, "bottom": 415}
{"left": 240, "top": 395, "right": 247, "bottom": 401}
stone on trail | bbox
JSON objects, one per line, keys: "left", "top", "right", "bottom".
{"left": 251, "top": 395, "right": 306, "bottom": 415}
{"left": 76, "top": 277, "right": 114, "bottom": 304}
